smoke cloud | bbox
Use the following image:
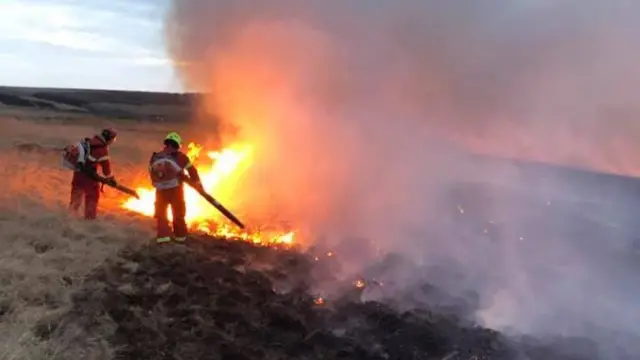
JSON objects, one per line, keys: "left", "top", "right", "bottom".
{"left": 165, "top": 1, "right": 640, "bottom": 358}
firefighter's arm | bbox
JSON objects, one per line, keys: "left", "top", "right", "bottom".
{"left": 184, "top": 160, "right": 203, "bottom": 189}
{"left": 97, "top": 152, "right": 116, "bottom": 185}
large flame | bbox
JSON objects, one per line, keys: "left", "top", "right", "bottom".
{"left": 122, "top": 142, "right": 295, "bottom": 246}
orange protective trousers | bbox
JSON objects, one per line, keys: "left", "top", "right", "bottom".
{"left": 154, "top": 186, "right": 188, "bottom": 238}
{"left": 69, "top": 171, "right": 101, "bottom": 220}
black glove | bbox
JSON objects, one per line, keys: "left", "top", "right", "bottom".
{"left": 105, "top": 177, "right": 117, "bottom": 186}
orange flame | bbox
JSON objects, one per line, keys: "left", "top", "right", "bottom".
{"left": 122, "top": 142, "right": 295, "bottom": 246}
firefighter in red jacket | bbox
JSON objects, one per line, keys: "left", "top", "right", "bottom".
{"left": 149, "top": 132, "right": 203, "bottom": 243}
{"left": 69, "top": 128, "right": 118, "bottom": 219}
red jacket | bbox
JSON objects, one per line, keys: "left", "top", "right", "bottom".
{"left": 84, "top": 135, "right": 113, "bottom": 178}
{"left": 148, "top": 146, "right": 201, "bottom": 190}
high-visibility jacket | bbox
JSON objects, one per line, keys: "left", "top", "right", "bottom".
{"left": 85, "top": 135, "right": 113, "bottom": 178}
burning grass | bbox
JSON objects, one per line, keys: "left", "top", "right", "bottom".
{"left": 122, "top": 141, "right": 296, "bottom": 246}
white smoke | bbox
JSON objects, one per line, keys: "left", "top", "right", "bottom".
{"left": 165, "top": 1, "right": 640, "bottom": 358}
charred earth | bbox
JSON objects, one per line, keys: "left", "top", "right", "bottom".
{"left": 36, "top": 236, "right": 602, "bottom": 360}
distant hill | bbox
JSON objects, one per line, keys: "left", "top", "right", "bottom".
{"left": 0, "top": 86, "right": 203, "bottom": 122}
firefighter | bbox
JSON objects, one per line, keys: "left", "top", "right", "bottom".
{"left": 148, "top": 132, "right": 203, "bottom": 243}
{"left": 69, "top": 128, "right": 118, "bottom": 219}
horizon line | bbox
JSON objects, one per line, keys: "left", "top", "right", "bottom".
{"left": 0, "top": 84, "right": 204, "bottom": 95}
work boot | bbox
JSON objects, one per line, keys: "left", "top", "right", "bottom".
{"left": 156, "top": 236, "right": 171, "bottom": 244}
{"left": 174, "top": 236, "right": 187, "bottom": 243}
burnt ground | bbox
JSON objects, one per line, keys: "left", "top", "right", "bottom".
{"left": 34, "top": 236, "right": 603, "bottom": 360}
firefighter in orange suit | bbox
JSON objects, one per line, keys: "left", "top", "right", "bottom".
{"left": 69, "top": 128, "right": 118, "bottom": 220}
{"left": 148, "top": 132, "right": 203, "bottom": 243}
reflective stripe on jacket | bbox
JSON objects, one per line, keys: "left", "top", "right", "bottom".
{"left": 149, "top": 147, "right": 199, "bottom": 190}
{"left": 85, "top": 135, "right": 112, "bottom": 177}
{"left": 149, "top": 152, "right": 182, "bottom": 189}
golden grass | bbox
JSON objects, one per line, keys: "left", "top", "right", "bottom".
{"left": 0, "top": 115, "right": 190, "bottom": 359}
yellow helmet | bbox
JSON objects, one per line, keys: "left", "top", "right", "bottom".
{"left": 165, "top": 132, "right": 182, "bottom": 147}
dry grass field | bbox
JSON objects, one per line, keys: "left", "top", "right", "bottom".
{"left": 0, "top": 87, "right": 198, "bottom": 358}
{"left": 0, "top": 118, "right": 159, "bottom": 359}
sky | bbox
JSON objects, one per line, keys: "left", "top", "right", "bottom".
{"left": 0, "top": 0, "right": 181, "bottom": 92}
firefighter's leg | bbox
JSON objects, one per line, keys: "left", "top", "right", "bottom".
{"left": 84, "top": 181, "right": 101, "bottom": 220}
{"left": 69, "top": 173, "right": 83, "bottom": 214}
{"left": 172, "top": 187, "right": 188, "bottom": 242}
{"left": 69, "top": 185, "right": 83, "bottom": 214}
{"left": 154, "top": 190, "right": 172, "bottom": 243}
